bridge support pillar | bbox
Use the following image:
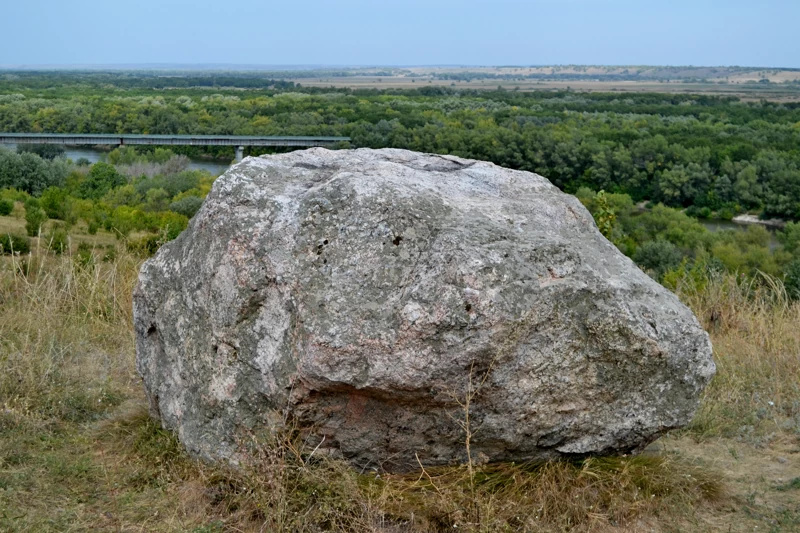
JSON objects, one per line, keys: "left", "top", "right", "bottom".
{"left": 235, "top": 146, "right": 244, "bottom": 163}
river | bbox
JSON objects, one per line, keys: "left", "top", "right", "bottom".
{"left": 699, "top": 218, "right": 781, "bottom": 249}
{"left": 1, "top": 144, "right": 230, "bottom": 176}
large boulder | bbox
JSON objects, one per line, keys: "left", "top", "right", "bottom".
{"left": 134, "top": 148, "right": 714, "bottom": 472}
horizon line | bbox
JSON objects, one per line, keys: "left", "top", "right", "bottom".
{"left": 1, "top": 63, "right": 798, "bottom": 71}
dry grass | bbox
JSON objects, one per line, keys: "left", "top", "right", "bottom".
{"left": 674, "top": 273, "right": 800, "bottom": 442}
{"left": 0, "top": 244, "right": 137, "bottom": 423}
{"left": 0, "top": 212, "right": 119, "bottom": 255}
{"left": 1, "top": 247, "right": 798, "bottom": 531}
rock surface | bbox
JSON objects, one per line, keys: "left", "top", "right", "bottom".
{"left": 134, "top": 148, "right": 714, "bottom": 472}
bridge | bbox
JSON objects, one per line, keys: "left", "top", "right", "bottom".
{"left": 0, "top": 133, "right": 350, "bottom": 162}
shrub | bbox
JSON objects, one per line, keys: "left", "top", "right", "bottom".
{"left": 24, "top": 204, "right": 48, "bottom": 237}
{"left": 75, "top": 241, "right": 94, "bottom": 268}
{"left": 0, "top": 198, "right": 13, "bottom": 216}
{"left": 718, "top": 207, "right": 735, "bottom": 221}
{"left": 0, "top": 188, "right": 29, "bottom": 203}
{"left": 102, "top": 246, "right": 117, "bottom": 262}
{"left": 46, "top": 230, "right": 69, "bottom": 255}
{"left": 103, "top": 184, "right": 141, "bottom": 208}
{"left": 784, "top": 259, "right": 800, "bottom": 300}
{"left": 169, "top": 196, "right": 203, "bottom": 218}
{"left": 107, "top": 206, "right": 147, "bottom": 237}
{"left": 777, "top": 221, "right": 800, "bottom": 254}
{"left": 0, "top": 233, "right": 30, "bottom": 254}
{"left": 143, "top": 187, "right": 170, "bottom": 212}
{"left": 40, "top": 186, "right": 73, "bottom": 221}
{"left": 593, "top": 190, "right": 616, "bottom": 239}
{"left": 126, "top": 234, "right": 161, "bottom": 257}
{"left": 151, "top": 211, "right": 188, "bottom": 240}
{"left": 633, "top": 240, "right": 683, "bottom": 278}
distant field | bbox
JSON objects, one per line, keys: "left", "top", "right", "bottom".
{"left": 277, "top": 65, "right": 800, "bottom": 101}
{"left": 3, "top": 65, "right": 799, "bottom": 101}
{"left": 289, "top": 76, "right": 800, "bottom": 101}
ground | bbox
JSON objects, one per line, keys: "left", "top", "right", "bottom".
{"left": 662, "top": 435, "right": 800, "bottom": 532}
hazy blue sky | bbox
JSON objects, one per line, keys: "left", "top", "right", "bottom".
{"left": 1, "top": 0, "right": 797, "bottom": 67}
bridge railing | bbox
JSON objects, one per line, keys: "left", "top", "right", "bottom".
{"left": 0, "top": 133, "right": 350, "bottom": 147}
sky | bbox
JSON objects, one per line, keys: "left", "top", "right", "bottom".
{"left": 1, "top": 0, "right": 798, "bottom": 68}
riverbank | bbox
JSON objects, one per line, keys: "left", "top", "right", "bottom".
{"left": 732, "top": 213, "right": 787, "bottom": 229}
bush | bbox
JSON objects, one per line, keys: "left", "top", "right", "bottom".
{"left": 75, "top": 242, "right": 94, "bottom": 268}
{"left": 0, "top": 188, "right": 29, "bottom": 203}
{"left": 40, "top": 186, "right": 74, "bottom": 222}
{"left": 0, "top": 233, "right": 30, "bottom": 254}
{"left": 143, "top": 187, "right": 170, "bottom": 212}
{"left": 46, "top": 230, "right": 69, "bottom": 254}
{"left": 718, "top": 207, "right": 735, "bottom": 221}
{"left": 107, "top": 206, "right": 147, "bottom": 237}
{"left": 784, "top": 259, "right": 800, "bottom": 300}
{"left": 151, "top": 211, "right": 189, "bottom": 240}
{"left": 24, "top": 204, "right": 48, "bottom": 236}
{"left": 633, "top": 240, "right": 683, "bottom": 278}
{"left": 169, "top": 196, "right": 203, "bottom": 218}
{"left": 126, "top": 234, "right": 161, "bottom": 257}
{"left": 102, "top": 246, "right": 117, "bottom": 262}
{"left": 777, "top": 221, "right": 800, "bottom": 254}
{"left": 0, "top": 198, "right": 13, "bottom": 216}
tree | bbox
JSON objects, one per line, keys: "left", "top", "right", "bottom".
{"left": 0, "top": 149, "right": 65, "bottom": 195}
{"left": 77, "top": 162, "right": 127, "bottom": 200}
{"left": 732, "top": 164, "right": 762, "bottom": 209}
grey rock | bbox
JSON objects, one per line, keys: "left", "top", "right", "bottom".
{"left": 134, "top": 148, "right": 715, "bottom": 472}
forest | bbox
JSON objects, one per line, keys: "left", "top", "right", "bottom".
{"left": 2, "top": 72, "right": 800, "bottom": 288}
